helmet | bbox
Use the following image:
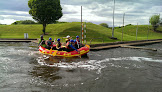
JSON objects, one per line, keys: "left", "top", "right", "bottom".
{"left": 76, "top": 35, "right": 79, "bottom": 38}
{"left": 49, "top": 37, "right": 52, "bottom": 40}
{"left": 57, "top": 38, "right": 61, "bottom": 41}
{"left": 66, "top": 35, "right": 70, "bottom": 38}
{"left": 40, "top": 35, "right": 43, "bottom": 38}
{"left": 70, "top": 39, "right": 74, "bottom": 42}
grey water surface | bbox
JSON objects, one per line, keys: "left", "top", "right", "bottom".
{"left": 0, "top": 42, "right": 162, "bottom": 92}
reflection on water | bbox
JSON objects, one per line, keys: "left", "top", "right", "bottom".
{"left": 0, "top": 42, "right": 162, "bottom": 92}
{"left": 29, "top": 66, "right": 61, "bottom": 82}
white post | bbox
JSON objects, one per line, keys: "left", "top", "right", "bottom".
{"left": 122, "top": 13, "right": 125, "bottom": 42}
{"left": 112, "top": 0, "right": 115, "bottom": 38}
{"left": 147, "top": 23, "right": 149, "bottom": 40}
{"left": 80, "top": 6, "right": 82, "bottom": 46}
{"left": 24, "top": 33, "right": 28, "bottom": 39}
{"left": 136, "top": 23, "right": 138, "bottom": 41}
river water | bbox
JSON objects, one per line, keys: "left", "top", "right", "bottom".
{"left": 0, "top": 42, "right": 162, "bottom": 92}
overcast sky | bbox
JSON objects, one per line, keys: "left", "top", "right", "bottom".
{"left": 0, "top": 0, "right": 161, "bottom": 26}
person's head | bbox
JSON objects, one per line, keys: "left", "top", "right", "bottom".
{"left": 40, "top": 35, "right": 43, "bottom": 39}
{"left": 76, "top": 35, "right": 79, "bottom": 39}
{"left": 57, "top": 38, "right": 61, "bottom": 42}
{"left": 66, "top": 35, "right": 70, "bottom": 39}
{"left": 70, "top": 39, "right": 74, "bottom": 43}
{"left": 49, "top": 37, "right": 52, "bottom": 41}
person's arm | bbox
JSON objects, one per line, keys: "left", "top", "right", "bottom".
{"left": 70, "top": 44, "right": 78, "bottom": 52}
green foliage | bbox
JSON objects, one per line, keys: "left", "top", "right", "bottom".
{"left": 149, "top": 15, "right": 160, "bottom": 26}
{"left": 28, "top": 0, "right": 63, "bottom": 34}
{"left": 157, "top": 26, "right": 162, "bottom": 32}
{"left": 125, "top": 24, "right": 132, "bottom": 26}
{"left": 149, "top": 14, "right": 160, "bottom": 31}
{"left": 11, "top": 20, "right": 36, "bottom": 25}
{"left": 99, "top": 23, "right": 109, "bottom": 28}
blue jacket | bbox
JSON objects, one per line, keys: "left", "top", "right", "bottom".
{"left": 69, "top": 44, "right": 78, "bottom": 51}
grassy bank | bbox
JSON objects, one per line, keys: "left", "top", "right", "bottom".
{"left": 0, "top": 22, "right": 162, "bottom": 44}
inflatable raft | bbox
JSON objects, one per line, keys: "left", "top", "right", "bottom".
{"left": 39, "top": 45, "right": 90, "bottom": 57}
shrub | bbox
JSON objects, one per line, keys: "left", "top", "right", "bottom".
{"left": 99, "top": 23, "right": 109, "bottom": 28}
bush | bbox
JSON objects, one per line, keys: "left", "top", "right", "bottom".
{"left": 149, "top": 14, "right": 160, "bottom": 31}
{"left": 99, "top": 23, "right": 109, "bottom": 28}
{"left": 125, "top": 24, "right": 132, "bottom": 26}
{"left": 21, "top": 20, "right": 36, "bottom": 24}
{"left": 11, "top": 20, "right": 36, "bottom": 25}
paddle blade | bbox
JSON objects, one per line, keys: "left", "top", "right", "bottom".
{"left": 50, "top": 48, "right": 52, "bottom": 54}
{"left": 52, "top": 51, "right": 57, "bottom": 56}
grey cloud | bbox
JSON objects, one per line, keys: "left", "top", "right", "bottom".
{"left": 0, "top": 12, "right": 29, "bottom": 17}
{"left": 0, "top": 0, "right": 161, "bottom": 25}
{"left": 0, "top": 0, "right": 29, "bottom": 11}
{"left": 0, "top": 15, "right": 32, "bottom": 21}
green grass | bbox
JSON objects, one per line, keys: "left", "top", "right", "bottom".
{"left": 0, "top": 22, "right": 162, "bottom": 44}
{"left": 115, "top": 25, "right": 162, "bottom": 41}
{"left": 157, "top": 26, "right": 162, "bottom": 32}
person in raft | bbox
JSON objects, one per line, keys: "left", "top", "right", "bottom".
{"left": 38, "top": 35, "right": 47, "bottom": 48}
{"left": 66, "top": 39, "right": 80, "bottom": 53}
{"left": 74, "top": 35, "right": 81, "bottom": 49}
{"left": 65, "top": 35, "right": 71, "bottom": 43}
{"left": 56, "top": 38, "right": 63, "bottom": 51}
{"left": 47, "top": 37, "right": 53, "bottom": 49}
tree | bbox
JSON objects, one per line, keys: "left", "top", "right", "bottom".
{"left": 28, "top": 0, "right": 63, "bottom": 34}
{"left": 149, "top": 14, "right": 160, "bottom": 31}
{"left": 99, "top": 23, "right": 109, "bottom": 28}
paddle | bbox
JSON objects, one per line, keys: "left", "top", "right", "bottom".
{"left": 38, "top": 40, "right": 43, "bottom": 47}
{"left": 52, "top": 50, "right": 57, "bottom": 56}
{"left": 49, "top": 47, "right": 53, "bottom": 54}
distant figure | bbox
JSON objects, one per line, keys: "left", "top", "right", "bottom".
{"left": 38, "top": 35, "right": 47, "bottom": 48}
{"left": 66, "top": 39, "right": 79, "bottom": 53}
{"left": 65, "top": 35, "right": 71, "bottom": 43}
{"left": 47, "top": 37, "right": 53, "bottom": 49}
{"left": 74, "top": 35, "right": 81, "bottom": 49}
{"left": 38, "top": 35, "right": 44, "bottom": 45}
